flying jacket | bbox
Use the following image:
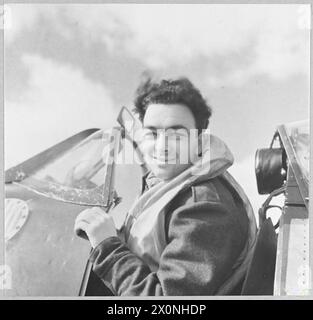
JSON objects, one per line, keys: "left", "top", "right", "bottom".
{"left": 89, "top": 134, "right": 257, "bottom": 296}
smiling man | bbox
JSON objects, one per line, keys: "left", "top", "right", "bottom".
{"left": 140, "top": 102, "right": 200, "bottom": 180}
{"left": 74, "top": 77, "right": 257, "bottom": 296}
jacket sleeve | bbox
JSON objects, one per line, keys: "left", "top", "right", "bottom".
{"left": 89, "top": 200, "right": 247, "bottom": 296}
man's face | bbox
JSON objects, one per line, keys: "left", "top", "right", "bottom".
{"left": 140, "top": 103, "right": 200, "bottom": 181}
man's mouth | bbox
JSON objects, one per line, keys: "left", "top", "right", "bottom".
{"left": 153, "top": 156, "right": 176, "bottom": 164}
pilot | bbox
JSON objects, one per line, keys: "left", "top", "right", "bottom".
{"left": 74, "top": 77, "right": 257, "bottom": 296}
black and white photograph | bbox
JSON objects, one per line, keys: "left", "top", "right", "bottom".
{"left": 0, "top": 2, "right": 311, "bottom": 298}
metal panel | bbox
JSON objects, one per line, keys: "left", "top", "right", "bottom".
{"left": 274, "top": 167, "right": 311, "bottom": 295}
{"left": 4, "top": 185, "right": 91, "bottom": 296}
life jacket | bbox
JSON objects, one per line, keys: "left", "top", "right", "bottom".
{"left": 122, "top": 133, "right": 257, "bottom": 294}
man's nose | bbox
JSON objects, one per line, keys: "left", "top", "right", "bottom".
{"left": 154, "top": 132, "right": 169, "bottom": 155}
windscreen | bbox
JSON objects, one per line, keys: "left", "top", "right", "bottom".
{"left": 33, "top": 129, "right": 112, "bottom": 190}
{"left": 16, "top": 127, "right": 142, "bottom": 211}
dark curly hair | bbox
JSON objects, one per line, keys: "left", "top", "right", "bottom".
{"left": 133, "top": 77, "right": 212, "bottom": 130}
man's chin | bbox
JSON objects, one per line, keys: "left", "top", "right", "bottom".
{"left": 150, "top": 165, "right": 175, "bottom": 181}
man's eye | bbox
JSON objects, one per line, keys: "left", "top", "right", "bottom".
{"left": 143, "top": 131, "right": 156, "bottom": 139}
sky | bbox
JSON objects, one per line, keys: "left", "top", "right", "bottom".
{"left": 4, "top": 3, "right": 310, "bottom": 215}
